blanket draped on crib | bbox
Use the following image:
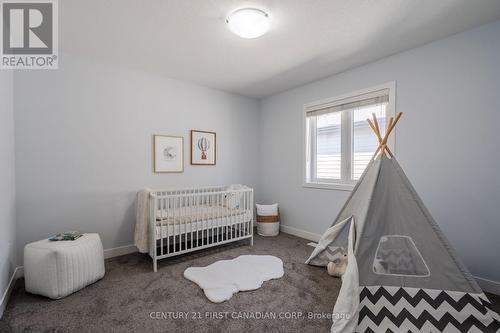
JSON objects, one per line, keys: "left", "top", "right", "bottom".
{"left": 134, "top": 189, "right": 151, "bottom": 253}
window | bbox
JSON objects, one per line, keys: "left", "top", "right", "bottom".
{"left": 373, "top": 235, "right": 430, "bottom": 277}
{"left": 304, "top": 82, "right": 395, "bottom": 190}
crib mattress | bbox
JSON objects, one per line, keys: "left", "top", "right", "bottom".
{"left": 156, "top": 204, "right": 248, "bottom": 224}
{"left": 155, "top": 211, "right": 252, "bottom": 238}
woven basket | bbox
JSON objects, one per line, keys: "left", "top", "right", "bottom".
{"left": 256, "top": 213, "right": 280, "bottom": 223}
{"left": 256, "top": 209, "right": 280, "bottom": 236}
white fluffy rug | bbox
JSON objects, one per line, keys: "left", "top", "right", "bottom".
{"left": 184, "top": 255, "right": 284, "bottom": 303}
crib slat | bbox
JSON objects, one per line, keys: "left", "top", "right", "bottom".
{"left": 178, "top": 196, "right": 181, "bottom": 252}
{"left": 197, "top": 190, "right": 200, "bottom": 247}
{"left": 184, "top": 192, "right": 186, "bottom": 248}
{"left": 243, "top": 192, "right": 246, "bottom": 237}
{"left": 226, "top": 193, "right": 228, "bottom": 241}
{"left": 234, "top": 193, "right": 237, "bottom": 239}
{"left": 193, "top": 190, "right": 199, "bottom": 247}
{"left": 166, "top": 197, "right": 169, "bottom": 254}
{"left": 218, "top": 193, "right": 221, "bottom": 242}
{"left": 190, "top": 190, "right": 193, "bottom": 250}
{"left": 160, "top": 198, "right": 163, "bottom": 256}
{"left": 175, "top": 196, "right": 178, "bottom": 253}
{"left": 184, "top": 195, "right": 187, "bottom": 251}
{"left": 237, "top": 193, "right": 241, "bottom": 238}
{"left": 216, "top": 193, "right": 219, "bottom": 244}
{"left": 203, "top": 194, "right": 206, "bottom": 247}
{"left": 199, "top": 190, "right": 202, "bottom": 247}
{"left": 182, "top": 195, "right": 184, "bottom": 251}
{"left": 212, "top": 194, "right": 215, "bottom": 244}
{"left": 249, "top": 191, "right": 252, "bottom": 236}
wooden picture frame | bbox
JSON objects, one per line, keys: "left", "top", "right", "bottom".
{"left": 190, "top": 130, "right": 216, "bottom": 165}
{"left": 153, "top": 135, "right": 184, "bottom": 173}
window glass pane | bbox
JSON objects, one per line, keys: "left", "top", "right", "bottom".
{"left": 352, "top": 104, "right": 387, "bottom": 180}
{"left": 316, "top": 112, "right": 341, "bottom": 179}
{"left": 373, "top": 235, "right": 429, "bottom": 277}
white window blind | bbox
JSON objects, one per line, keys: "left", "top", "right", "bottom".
{"left": 305, "top": 87, "right": 393, "bottom": 189}
{"left": 306, "top": 91, "right": 389, "bottom": 117}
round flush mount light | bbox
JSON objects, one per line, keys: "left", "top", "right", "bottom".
{"left": 226, "top": 8, "right": 270, "bottom": 39}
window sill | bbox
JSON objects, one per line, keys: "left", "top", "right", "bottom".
{"left": 303, "top": 181, "right": 355, "bottom": 191}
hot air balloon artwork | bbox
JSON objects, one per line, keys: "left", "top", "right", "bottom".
{"left": 197, "top": 137, "right": 210, "bottom": 160}
{"left": 191, "top": 130, "right": 216, "bottom": 165}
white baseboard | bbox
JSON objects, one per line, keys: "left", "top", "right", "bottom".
{"left": 14, "top": 266, "right": 24, "bottom": 280}
{"left": 475, "top": 276, "right": 500, "bottom": 296}
{"left": 103, "top": 244, "right": 137, "bottom": 259}
{"left": 280, "top": 224, "right": 322, "bottom": 242}
{"left": 0, "top": 266, "right": 23, "bottom": 319}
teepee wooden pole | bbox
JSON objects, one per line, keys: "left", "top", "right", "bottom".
{"left": 372, "top": 146, "right": 381, "bottom": 160}
{"left": 372, "top": 113, "right": 381, "bottom": 138}
{"left": 380, "top": 112, "right": 402, "bottom": 146}
{"left": 368, "top": 119, "right": 383, "bottom": 160}
{"left": 386, "top": 117, "right": 394, "bottom": 132}
{"left": 367, "top": 118, "right": 394, "bottom": 158}
{"left": 385, "top": 117, "right": 394, "bottom": 158}
{"left": 369, "top": 112, "right": 402, "bottom": 160}
{"left": 385, "top": 117, "right": 394, "bottom": 137}
{"left": 377, "top": 144, "right": 387, "bottom": 160}
{"left": 386, "top": 112, "right": 402, "bottom": 136}
{"left": 367, "top": 119, "right": 381, "bottom": 141}
{"left": 382, "top": 144, "right": 394, "bottom": 158}
{"left": 376, "top": 116, "right": 393, "bottom": 159}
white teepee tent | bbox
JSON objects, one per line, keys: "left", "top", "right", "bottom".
{"left": 307, "top": 113, "right": 500, "bottom": 333}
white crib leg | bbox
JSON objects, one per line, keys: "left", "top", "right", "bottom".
{"left": 250, "top": 235, "right": 254, "bottom": 246}
{"left": 153, "top": 259, "right": 158, "bottom": 272}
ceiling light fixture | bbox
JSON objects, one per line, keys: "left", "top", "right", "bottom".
{"left": 226, "top": 8, "right": 270, "bottom": 39}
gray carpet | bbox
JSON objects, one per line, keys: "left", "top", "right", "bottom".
{"left": 1, "top": 232, "right": 500, "bottom": 333}
{"left": 0, "top": 233, "right": 341, "bottom": 333}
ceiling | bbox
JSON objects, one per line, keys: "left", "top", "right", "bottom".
{"left": 61, "top": 0, "right": 500, "bottom": 98}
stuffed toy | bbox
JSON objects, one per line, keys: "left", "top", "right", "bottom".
{"left": 327, "top": 253, "right": 348, "bottom": 277}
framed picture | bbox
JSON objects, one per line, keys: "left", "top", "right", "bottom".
{"left": 191, "top": 130, "right": 216, "bottom": 165}
{"left": 153, "top": 135, "right": 184, "bottom": 173}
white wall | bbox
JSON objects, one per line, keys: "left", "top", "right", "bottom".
{"left": 259, "top": 20, "right": 500, "bottom": 282}
{"left": 0, "top": 70, "right": 16, "bottom": 316}
{"left": 14, "top": 54, "right": 260, "bottom": 263}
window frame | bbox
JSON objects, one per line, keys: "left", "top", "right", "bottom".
{"left": 303, "top": 81, "right": 396, "bottom": 191}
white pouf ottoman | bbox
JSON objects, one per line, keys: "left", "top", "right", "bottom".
{"left": 24, "top": 233, "right": 105, "bottom": 299}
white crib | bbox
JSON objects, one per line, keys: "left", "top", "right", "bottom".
{"left": 149, "top": 186, "right": 254, "bottom": 272}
